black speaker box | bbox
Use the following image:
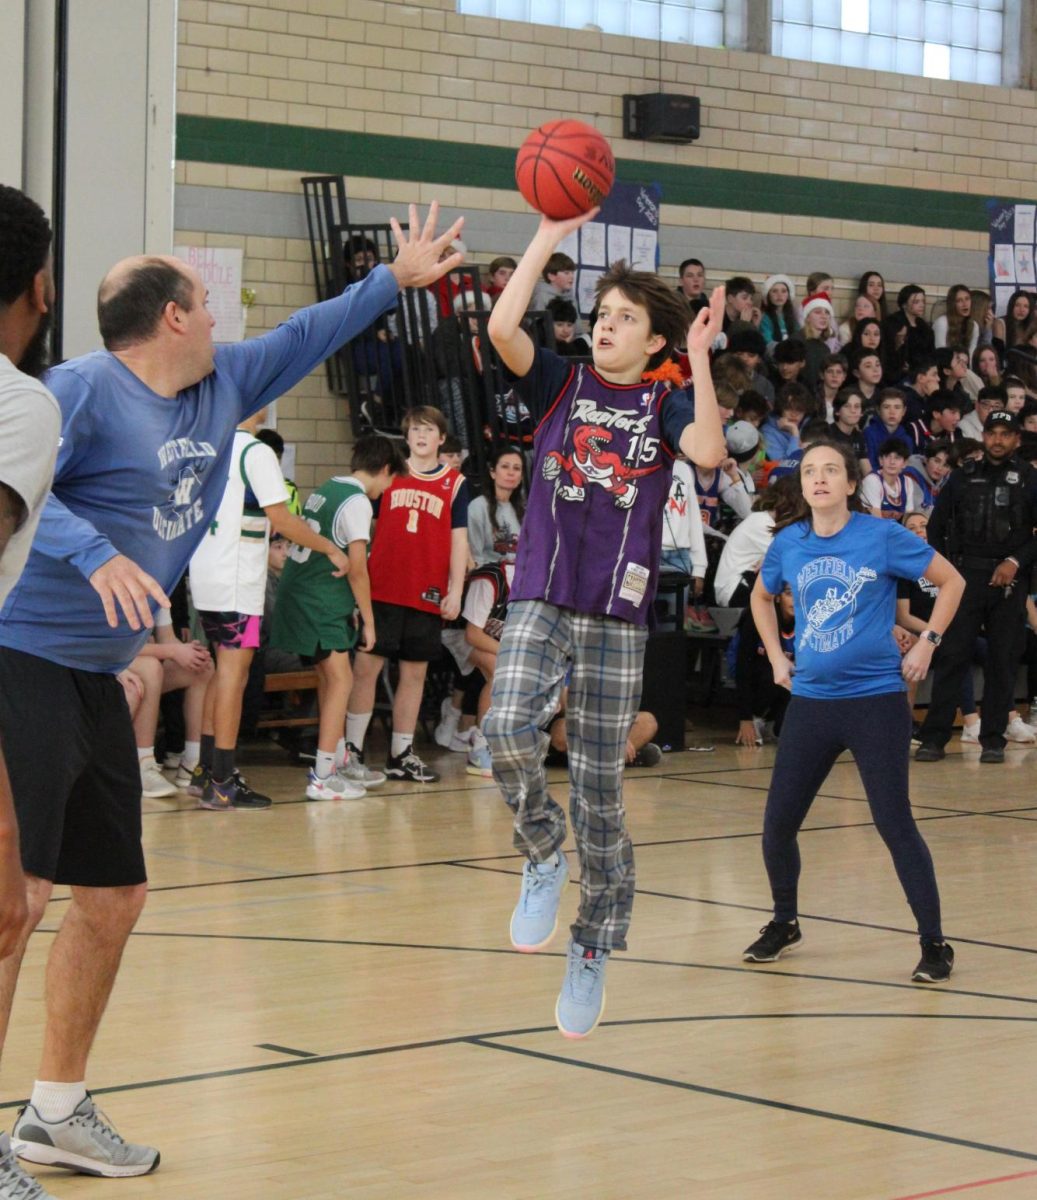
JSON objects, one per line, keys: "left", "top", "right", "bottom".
{"left": 640, "top": 630, "right": 687, "bottom": 752}
{"left": 622, "top": 93, "right": 700, "bottom": 143}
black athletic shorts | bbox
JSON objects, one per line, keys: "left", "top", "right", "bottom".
{"left": 369, "top": 601, "right": 442, "bottom": 662}
{"left": 0, "top": 648, "right": 147, "bottom": 887}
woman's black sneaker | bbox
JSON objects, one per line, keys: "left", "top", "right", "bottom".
{"left": 743, "top": 921, "right": 802, "bottom": 962}
{"left": 912, "top": 940, "right": 954, "bottom": 983}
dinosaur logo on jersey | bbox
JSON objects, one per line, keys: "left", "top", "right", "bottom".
{"left": 797, "top": 557, "right": 877, "bottom": 652}
{"left": 542, "top": 424, "right": 660, "bottom": 509}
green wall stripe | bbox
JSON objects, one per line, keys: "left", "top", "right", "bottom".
{"left": 176, "top": 114, "right": 994, "bottom": 234}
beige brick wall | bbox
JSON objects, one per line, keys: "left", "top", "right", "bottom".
{"left": 175, "top": 0, "right": 1028, "bottom": 466}
{"left": 174, "top": 222, "right": 356, "bottom": 491}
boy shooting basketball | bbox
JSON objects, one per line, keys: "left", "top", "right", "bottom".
{"left": 484, "top": 210, "right": 725, "bottom": 1037}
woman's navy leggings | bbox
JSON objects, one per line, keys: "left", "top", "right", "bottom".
{"left": 762, "top": 690, "right": 942, "bottom": 941}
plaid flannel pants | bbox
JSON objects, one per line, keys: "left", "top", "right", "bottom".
{"left": 483, "top": 599, "right": 647, "bottom": 952}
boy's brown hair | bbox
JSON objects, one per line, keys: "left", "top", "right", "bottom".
{"left": 593, "top": 259, "right": 692, "bottom": 369}
{"left": 543, "top": 252, "right": 575, "bottom": 281}
{"left": 401, "top": 406, "right": 448, "bottom": 436}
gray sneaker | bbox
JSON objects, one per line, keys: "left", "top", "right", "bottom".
{"left": 12, "top": 1096, "right": 159, "bottom": 1178}
{"left": 338, "top": 743, "right": 386, "bottom": 787}
{"left": 0, "top": 1133, "right": 53, "bottom": 1198}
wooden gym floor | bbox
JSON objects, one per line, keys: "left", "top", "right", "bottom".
{"left": 3, "top": 721, "right": 1037, "bottom": 1200}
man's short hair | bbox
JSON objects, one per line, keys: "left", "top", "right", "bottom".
{"left": 910, "top": 357, "right": 937, "bottom": 380}
{"left": 97, "top": 259, "right": 194, "bottom": 350}
{"left": 487, "top": 256, "right": 517, "bottom": 274}
{"left": 773, "top": 339, "right": 807, "bottom": 365}
{"left": 877, "top": 387, "right": 906, "bottom": 407}
{"left": 929, "top": 390, "right": 962, "bottom": 413}
{"left": 679, "top": 258, "right": 704, "bottom": 274}
{"left": 1003, "top": 374, "right": 1026, "bottom": 391}
{"left": 255, "top": 428, "right": 285, "bottom": 458}
{"left": 924, "top": 438, "right": 952, "bottom": 460}
{"left": 725, "top": 275, "right": 754, "bottom": 298}
{"left": 878, "top": 436, "right": 907, "bottom": 459}
{"left": 775, "top": 381, "right": 814, "bottom": 416}
{"left": 401, "top": 406, "right": 447, "bottom": 436}
{"left": 543, "top": 252, "right": 575, "bottom": 281}
{"left": 978, "top": 385, "right": 1007, "bottom": 404}
{"left": 735, "top": 389, "right": 769, "bottom": 419}
{"left": 546, "top": 297, "right": 578, "bottom": 323}
{"left": 821, "top": 352, "right": 848, "bottom": 373}
{"left": 0, "top": 185, "right": 52, "bottom": 307}
{"left": 850, "top": 346, "right": 881, "bottom": 371}
{"left": 351, "top": 433, "right": 407, "bottom": 476}
{"left": 592, "top": 259, "right": 691, "bottom": 368}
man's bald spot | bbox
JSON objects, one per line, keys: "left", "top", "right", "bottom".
{"left": 98, "top": 255, "right": 190, "bottom": 306}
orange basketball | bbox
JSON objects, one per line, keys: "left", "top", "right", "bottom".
{"left": 515, "top": 120, "right": 615, "bottom": 220}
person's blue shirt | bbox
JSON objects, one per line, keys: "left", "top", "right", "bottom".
{"left": 863, "top": 418, "right": 913, "bottom": 470}
{"left": 760, "top": 415, "right": 800, "bottom": 461}
{"left": 0, "top": 265, "right": 399, "bottom": 673}
{"left": 761, "top": 511, "right": 934, "bottom": 699}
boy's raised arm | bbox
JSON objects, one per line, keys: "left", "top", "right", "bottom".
{"left": 679, "top": 285, "right": 727, "bottom": 469}
{"left": 487, "top": 209, "right": 598, "bottom": 377}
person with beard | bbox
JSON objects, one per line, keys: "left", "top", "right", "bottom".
{"left": 0, "top": 202, "right": 463, "bottom": 1192}
{"left": 0, "top": 185, "right": 63, "bottom": 1197}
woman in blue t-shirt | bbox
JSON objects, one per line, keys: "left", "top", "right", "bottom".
{"left": 742, "top": 439, "right": 965, "bottom": 983}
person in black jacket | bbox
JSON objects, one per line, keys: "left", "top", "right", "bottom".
{"left": 915, "top": 410, "right": 1037, "bottom": 763}
{"left": 734, "top": 587, "right": 795, "bottom": 747}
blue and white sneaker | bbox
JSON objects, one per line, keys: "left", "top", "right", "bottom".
{"left": 305, "top": 769, "right": 365, "bottom": 801}
{"left": 555, "top": 938, "right": 608, "bottom": 1039}
{"left": 510, "top": 850, "right": 568, "bottom": 952}
{"left": 466, "top": 729, "right": 493, "bottom": 777}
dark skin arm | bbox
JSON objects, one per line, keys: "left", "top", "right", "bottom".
{"left": 0, "top": 483, "right": 26, "bottom": 559}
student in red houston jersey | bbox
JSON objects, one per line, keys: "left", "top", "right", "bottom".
{"left": 345, "top": 406, "right": 468, "bottom": 782}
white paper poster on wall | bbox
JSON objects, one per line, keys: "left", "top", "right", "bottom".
{"left": 174, "top": 246, "right": 245, "bottom": 343}
{"left": 987, "top": 201, "right": 1037, "bottom": 315}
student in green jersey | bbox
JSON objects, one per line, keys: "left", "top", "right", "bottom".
{"left": 271, "top": 435, "right": 405, "bottom": 799}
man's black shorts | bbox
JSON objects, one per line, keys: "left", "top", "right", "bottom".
{"left": 369, "top": 601, "right": 442, "bottom": 662}
{"left": 0, "top": 648, "right": 147, "bottom": 887}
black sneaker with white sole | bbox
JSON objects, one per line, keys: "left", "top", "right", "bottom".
{"left": 911, "top": 939, "right": 954, "bottom": 983}
{"left": 385, "top": 749, "right": 439, "bottom": 783}
{"left": 743, "top": 920, "right": 802, "bottom": 962}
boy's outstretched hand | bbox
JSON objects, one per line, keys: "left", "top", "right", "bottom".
{"left": 389, "top": 202, "right": 466, "bottom": 289}
{"left": 534, "top": 207, "right": 600, "bottom": 246}
{"left": 687, "top": 284, "right": 726, "bottom": 355}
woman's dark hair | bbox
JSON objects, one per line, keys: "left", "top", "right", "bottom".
{"left": 773, "top": 438, "right": 866, "bottom": 532}
{"left": 972, "top": 342, "right": 1003, "bottom": 380}
{"left": 847, "top": 317, "right": 883, "bottom": 355}
{"left": 485, "top": 443, "right": 526, "bottom": 531}
{"left": 943, "top": 284, "right": 977, "bottom": 351}
{"left": 1002, "top": 289, "right": 1035, "bottom": 347}
{"left": 761, "top": 284, "right": 799, "bottom": 339}
{"left": 857, "top": 271, "right": 888, "bottom": 319}
{"left": 755, "top": 470, "right": 801, "bottom": 517}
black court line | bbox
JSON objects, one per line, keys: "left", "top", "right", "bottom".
{"left": 467, "top": 1038, "right": 1037, "bottom": 1165}
{"left": 449, "top": 860, "right": 1037, "bottom": 958}
{"left": 255, "top": 1043, "right": 318, "bottom": 1059}
{"left": 1, "top": 1009, "right": 1034, "bottom": 1153}
{"left": 33, "top": 928, "right": 1035, "bottom": 1008}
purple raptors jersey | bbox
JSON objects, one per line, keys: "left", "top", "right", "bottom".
{"left": 511, "top": 362, "right": 678, "bottom": 625}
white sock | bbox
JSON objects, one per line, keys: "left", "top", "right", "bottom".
{"left": 137, "top": 747, "right": 154, "bottom": 764}
{"left": 391, "top": 732, "right": 413, "bottom": 758}
{"left": 335, "top": 738, "right": 349, "bottom": 768}
{"left": 441, "top": 703, "right": 460, "bottom": 729}
{"left": 30, "top": 1080, "right": 87, "bottom": 1123}
{"left": 315, "top": 750, "right": 335, "bottom": 779}
{"left": 346, "top": 712, "right": 372, "bottom": 751}
{"left": 181, "top": 740, "right": 200, "bottom": 769}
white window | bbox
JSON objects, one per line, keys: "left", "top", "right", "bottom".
{"left": 771, "top": 0, "right": 1006, "bottom": 85}
{"left": 458, "top": 0, "right": 739, "bottom": 47}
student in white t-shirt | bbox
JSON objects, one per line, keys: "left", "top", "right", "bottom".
{"left": 188, "top": 407, "right": 352, "bottom": 811}
{"left": 713, "top": 475, "right": 800, "bottom": 608}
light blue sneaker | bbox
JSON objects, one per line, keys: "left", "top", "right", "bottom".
{"left": 466, "top": 729, "right": 493, "bottom": 777}
{"left": 556, "top": 938, "right": 608, "bottom": 1039}
{"left": 510, "top": 850, "right": 568, "bottom": 952}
